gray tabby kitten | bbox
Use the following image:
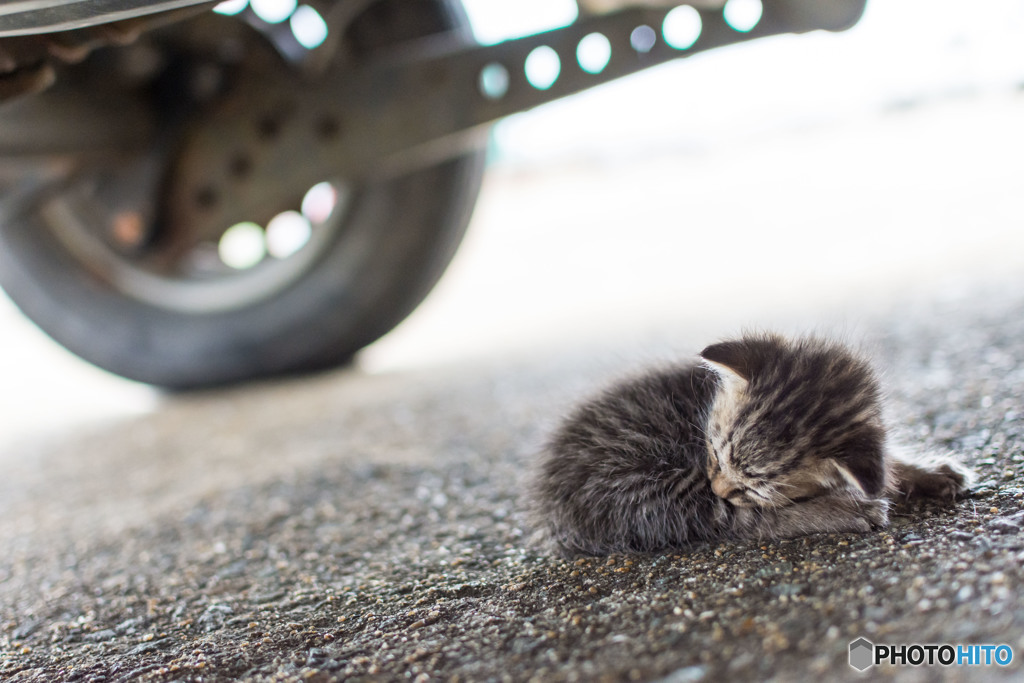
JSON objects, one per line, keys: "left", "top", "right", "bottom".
{"left": 529, "top": 333, "right": 971, "bottom": 556}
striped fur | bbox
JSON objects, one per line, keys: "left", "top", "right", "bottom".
{"left": 528, "top": 333, "right": 971, "bottom": 557}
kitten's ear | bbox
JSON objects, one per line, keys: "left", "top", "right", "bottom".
{"left": 831, "top": 447, "right": 887, "bottom": 497}
{"left": 700, "top": 341, "right": 757, "bottom": 383}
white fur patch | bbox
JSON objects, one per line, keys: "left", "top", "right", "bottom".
{"left": 833, "top": 461, "right": 867, "bottom": 495}
{"left": 702, "top": 359, "right": 749, "bottom": 393}
{"left": 707, "top": 368, "right": 747, "bottom": 431}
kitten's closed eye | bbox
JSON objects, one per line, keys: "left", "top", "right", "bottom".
{"left": 788, "top": 495, "right": 819, "bottom": 503}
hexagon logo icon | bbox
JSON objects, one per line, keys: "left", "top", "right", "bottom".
{"left": 849, "top": 637, "right": 874, "bottom": 671}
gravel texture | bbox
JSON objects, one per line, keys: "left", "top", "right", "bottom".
{"left": 2, "top": 282, "right": 1024, "bottom": 682}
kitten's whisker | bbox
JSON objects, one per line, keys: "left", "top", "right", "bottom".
{"left": 750, "top": 483, "right": 793, "bottom": 507}
{"left": 747, "top": 486, "right": 788, "bottom": 508}
{"left": 761, "top": 483, "right": 798, "bottom": 505}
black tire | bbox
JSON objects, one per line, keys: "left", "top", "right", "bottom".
{"left": 0, "top": 0, "right": 486, "bottom": 389}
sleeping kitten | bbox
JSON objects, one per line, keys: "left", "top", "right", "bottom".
{"left": 529, "top": 333, "right": 971, "bottom": 556}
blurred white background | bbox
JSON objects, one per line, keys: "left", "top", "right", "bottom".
{"left": 3, "top": 0, "right": 1024, "bottom": 448}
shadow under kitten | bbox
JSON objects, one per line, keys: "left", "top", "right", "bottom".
{"left": 527, "top": 333, "right": 972, "bottom": 557}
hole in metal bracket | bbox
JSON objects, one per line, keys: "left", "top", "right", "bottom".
{"left": 251, "top": 0, "right": 295, "bottom": 24}
{"left": 213, "top": 0, "right": 246, "bottom": 15}
{"left": 525, "top": 46, "right": 560, "bottom": 90}
{"left": 630, "top": 25, "right": 657, "bottom": 54}
{"left": 291, "top": 5, "right": 328, "bottom": 49}
{"left": 266, "top": 211, "right": 312, "bottom": 259}
{"left": 663, "top": 6, "right": 702, "bottom": 50}
{"left": 219, "top": 221, "right": 266, "bottom": 269}
{"left": 577, "top": 32, "right": 611, "bottom": 74}
{"left": 479, "top": 63, "right": 510, "bottom": 100}
{"left": 723, "top": 0, "right": 762, "bottom": 32}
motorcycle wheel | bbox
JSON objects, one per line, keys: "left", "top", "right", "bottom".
{"left": 0, "top": 0, "right": 485, "bottom": 389}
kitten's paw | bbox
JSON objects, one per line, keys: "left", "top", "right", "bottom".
{"left": 898, "top": 458, "right": 974, "bottom": 502}
{"left": 857, "top": 497, "right": 890, "bottom": 530}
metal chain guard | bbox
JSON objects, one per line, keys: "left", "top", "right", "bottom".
{"left": 167, "top": 0, "right": 865, "bottom": 240}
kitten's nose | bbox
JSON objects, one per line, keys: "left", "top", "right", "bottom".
{"left": 710, "top": 475, "right": 736, "bottom": 500}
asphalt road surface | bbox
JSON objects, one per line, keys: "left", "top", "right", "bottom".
{"left": 2, "top": 274, "right": 1024, "bottom": 682}
{"left": 3, "top": 91, "right": 1024, "bottom": 681}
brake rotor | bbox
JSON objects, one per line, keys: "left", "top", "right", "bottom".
{"left": 162, "top": 62, "right": 343, "bottom": 255}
